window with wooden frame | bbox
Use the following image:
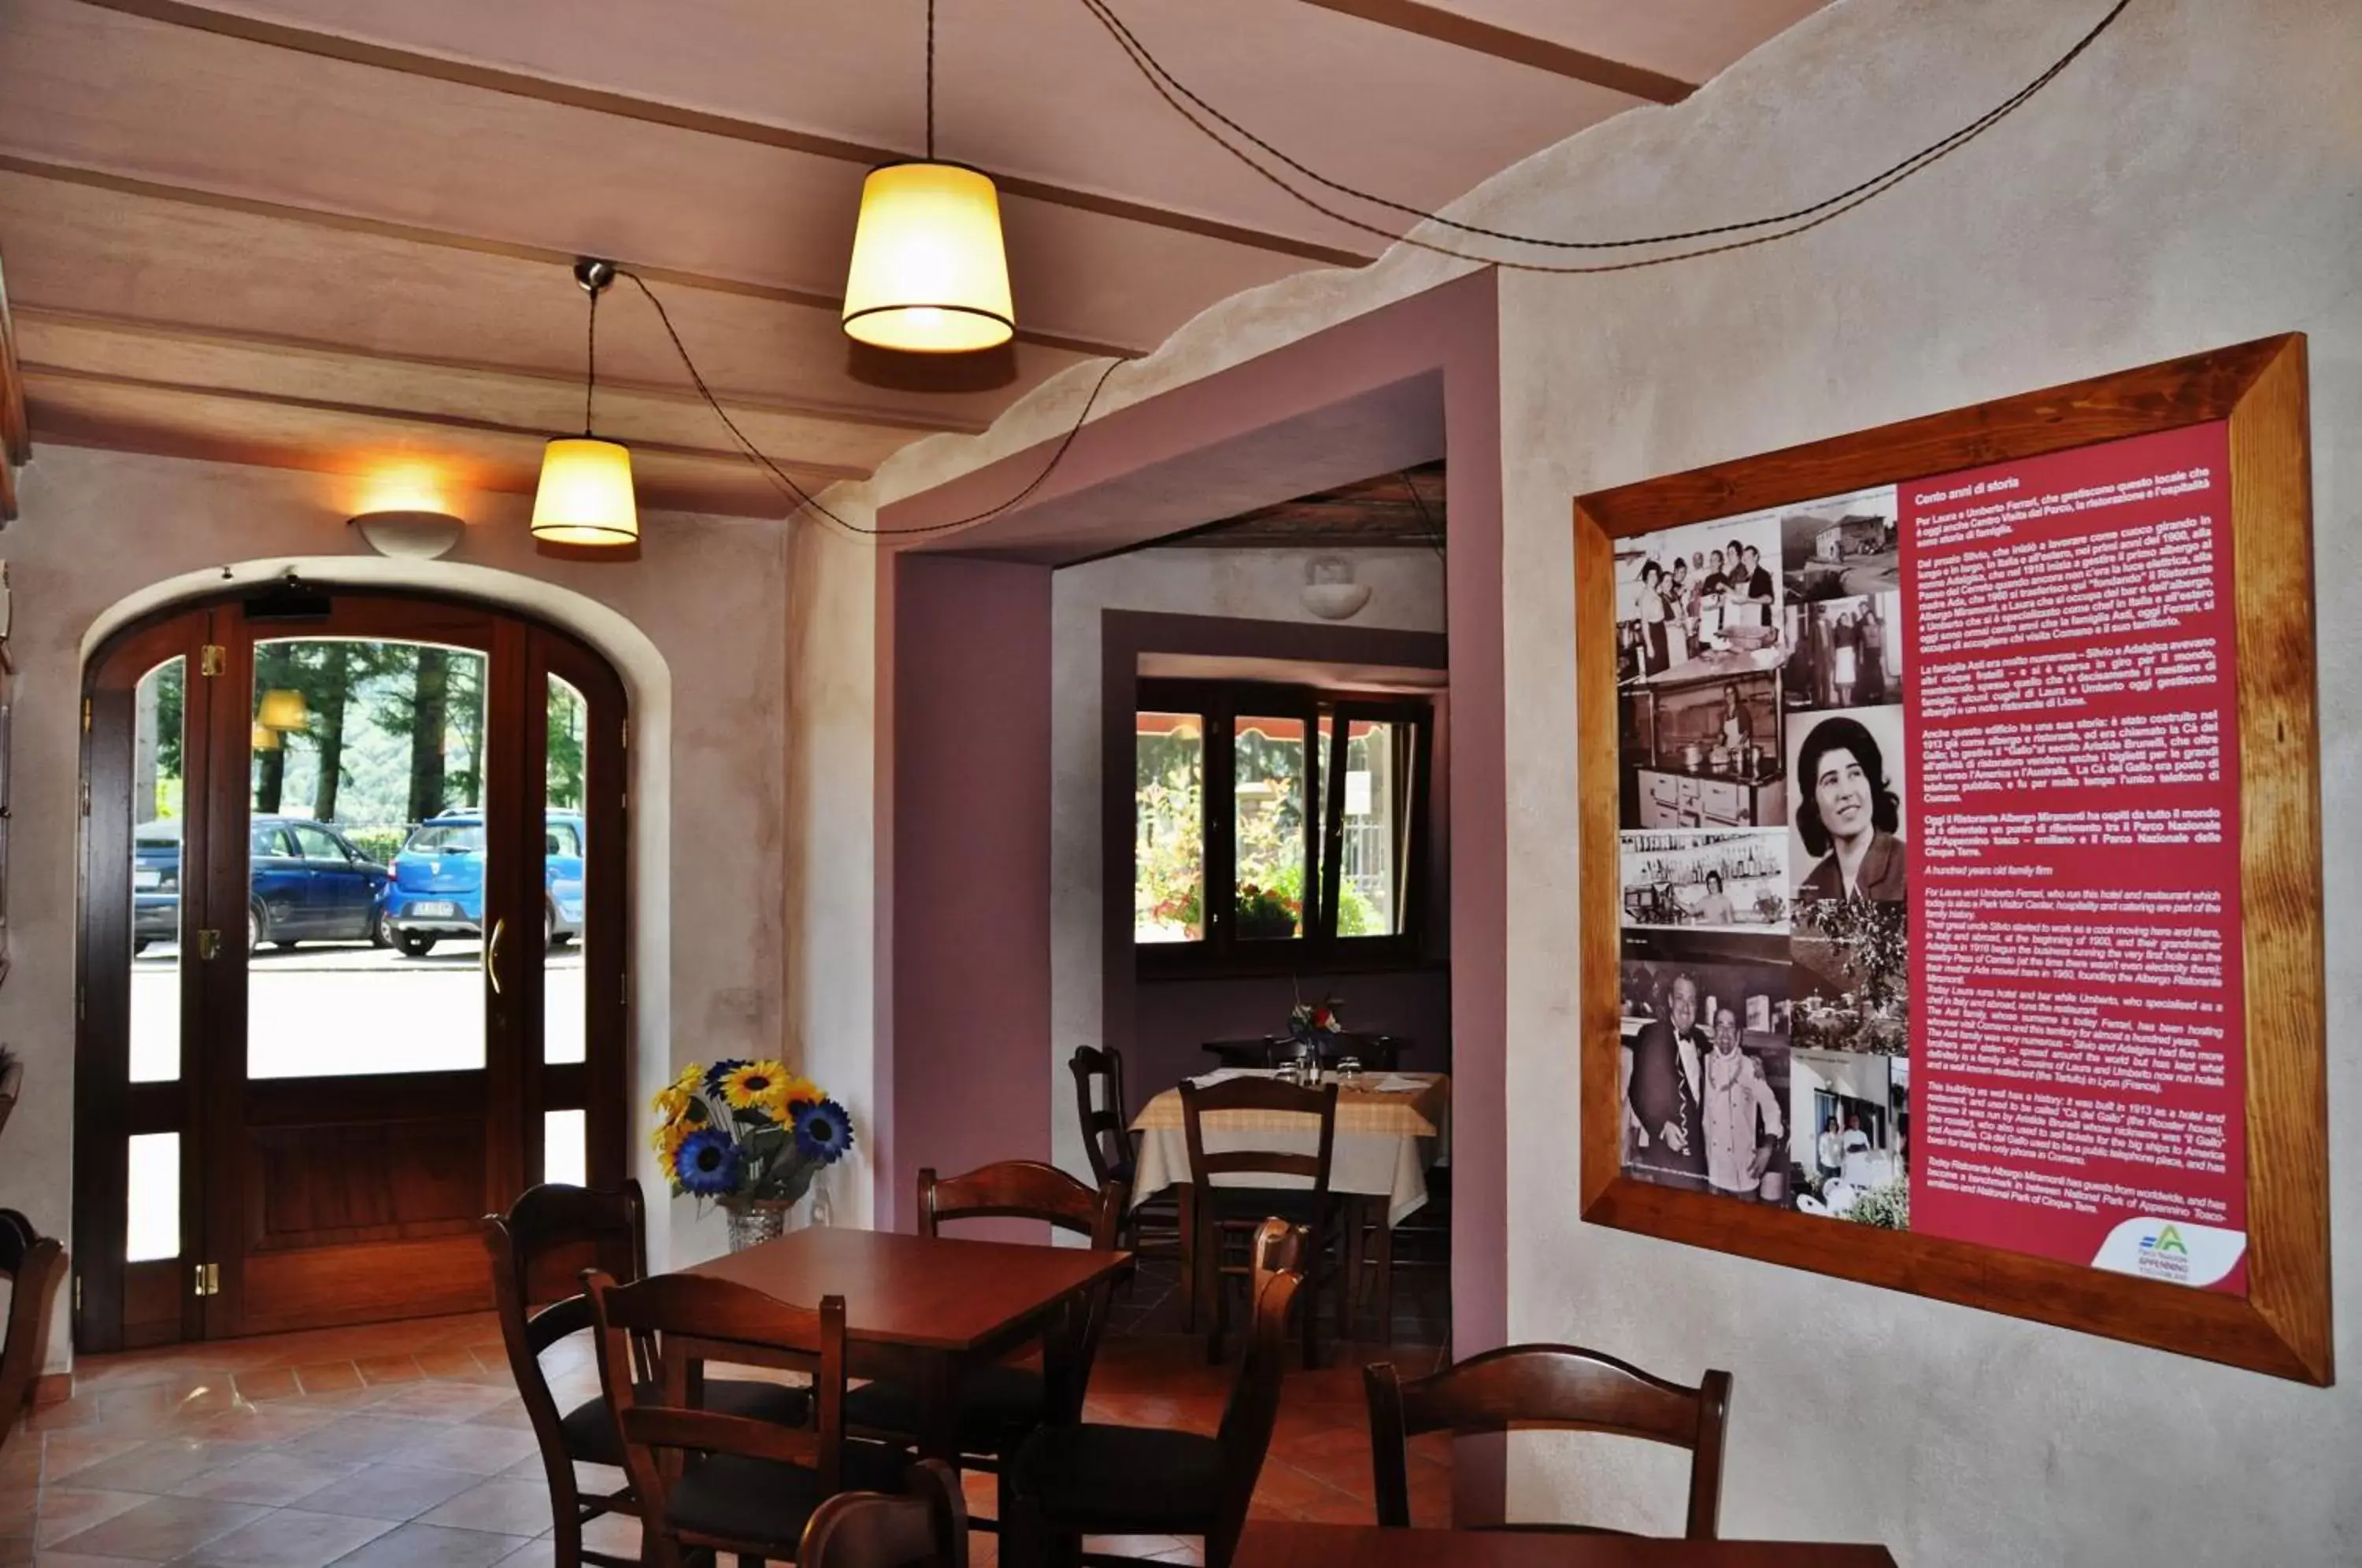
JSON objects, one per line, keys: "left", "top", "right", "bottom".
{"left": 1135, "top": 678, "right": 1430, "bottom": 975}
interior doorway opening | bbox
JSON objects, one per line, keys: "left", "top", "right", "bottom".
{"left": 76, "top": 587, "right": 628, "bottom": 1350}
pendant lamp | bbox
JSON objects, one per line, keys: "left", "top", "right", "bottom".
{"left": 533, "top": 259, "right": 639, "bottom": 546}
{"left": 841, "top": 0, "right": 1014, "bottom": 353}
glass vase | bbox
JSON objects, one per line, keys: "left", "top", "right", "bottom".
{"left": 720, "top": 1171, "right": 828, "bottom": 1252}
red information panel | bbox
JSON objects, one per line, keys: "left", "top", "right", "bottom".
{"left": 1901, "top": 422, "right": 2245, "bottom": 1292}
{"left": 1610, "top": 420, "right": 2246, "bottom": 1296}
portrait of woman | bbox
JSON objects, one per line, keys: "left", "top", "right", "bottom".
{"left": 1793, "top": 713, "right": 1907, "bottom": 903}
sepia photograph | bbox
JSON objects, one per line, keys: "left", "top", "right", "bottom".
{"left": 1620, "top": 829, "right": 1790, "bottom": 933}
{"left": 1784, "top": 592, "right": 1904, "bottom": 712}
{"left": 1619, "top": 944, "right": 1793, "bottom": 1198}
{"left": 1613, "top": 512, "right": 1785, "bottom": 686}
{"left": 1788, "top": 1048, "right": 1910, "bottom": 1226}
{"left": 1786, "top": 704, "right": 1908, "bottom": 904}
{"left": 1779, "top": 484, "right": 1901, "bottom": 604}
{"left": 1791, "top": 897, "right": 1909, "bottom": 1054}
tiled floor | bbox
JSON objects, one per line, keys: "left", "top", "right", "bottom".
{"left": 2, "top": 1263, "right": 1453, "bottom": 1566}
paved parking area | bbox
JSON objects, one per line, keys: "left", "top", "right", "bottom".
{"left": 130, "top": 942, "right": 587, "bottom": 1079}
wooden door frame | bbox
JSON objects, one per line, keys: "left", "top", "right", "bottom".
{"left": 74, "top": 586, "right": 631, "bottom": 1351}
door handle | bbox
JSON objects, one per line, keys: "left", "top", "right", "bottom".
{"left": 485, "top": 917, "right": 505, "bottom": 997}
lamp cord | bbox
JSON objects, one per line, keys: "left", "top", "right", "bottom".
{"left": 620, "top": 268, "right": 1122, "bottom": 540}
{"left": 1078, "top": 0, "right": 2131, "bottom": 272}
{"left": 583, "top": 287, "right": 598, "bottom": 436}
{"left": 925, "top": 0, "right": 936, "bottom": 161}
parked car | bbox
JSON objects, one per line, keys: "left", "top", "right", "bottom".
{"left": 383, "top": 809, "right": 587, "bottom": 958}
{"left": 134, "top": 815, "right": 392, "bottom": 954}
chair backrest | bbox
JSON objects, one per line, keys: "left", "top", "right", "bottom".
{"left": 481, "top": 1183, "right": 650, "bottom": 1479}
{"left": 917, "top": 1159, "right": 1128, "bottom": 1410}
{"left": 1180, "top": 1076, "right": 1338, "bottom": 1195}
{"left": 1364, "top": 1344, "right": 1733, "bottom": 1538}
{"left": 0, "top": 1209, "right": 65, "bottom": 1446}
{"left": 1207, "top": 1263, "right": 1305, "bottom": 1559}
{"left": 1068, "top": 1046, "right": 1132, "bottom": 1187}
{"left": 587, "top": 1271, "right": 851, "bottom": 1543}
{"left": 798, "top": 1457, "right": 968, "bottom": 1567}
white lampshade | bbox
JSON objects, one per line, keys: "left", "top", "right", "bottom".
{"left": 532, "top": 438, "right": 639, "bottom": 546}
{"left": 842, "top": 162, "right": 1015, "bottom": 353}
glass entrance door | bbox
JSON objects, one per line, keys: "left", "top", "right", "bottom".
{"left": 76, "top": 592, "right": 627, "bottom": 1348}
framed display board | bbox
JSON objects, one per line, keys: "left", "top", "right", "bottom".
{"left": 1575, "top": 335, "right": 2328, "bottom": 1382}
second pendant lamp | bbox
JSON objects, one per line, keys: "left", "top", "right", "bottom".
{"left": 841, "top": 0, "right": 1014, "bottom": 353}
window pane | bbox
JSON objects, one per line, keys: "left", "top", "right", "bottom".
{"left": 546, "top": 677, "right": 589, "bottom": 1064}
{"left": 1340, "top": 719, "right": 1409, "bottom": 936}
{"left": 250, "top": 638, "right": 489, "bottom": 1078}
{"left": 1235, "top": 715, "right": 1308, "bottom": 941}
{"left": 543, "top": 1108, "right": 587, "bottom": 1188}
{"left": 1135, "top": 712, "right": 1205, "bottom": 943}
{"left": 131, "top": 657, "right": 186, "bottom": 1083}
{"left": 127, "top": 1133, "right": 180, "bottom": 1261}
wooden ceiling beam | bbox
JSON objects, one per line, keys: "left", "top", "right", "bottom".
{"left": 75, "top": 0, "right": 1379, "bottom": 270}
{"left": 20, "top": 361, "right": 868, "bottom": 482}
{"left": 0, "top": 154, "right": 1146, "bottom": 362}
{"left": 11, "top": 305, "right": 987, "bottom": 438}
{"left": 1291, "top": 0, "right": 1695, "bottom": 105}
{"left": 0, "top": 247, "right": 23, "bottom": 521}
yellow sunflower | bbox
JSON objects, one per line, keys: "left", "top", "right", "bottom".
{"left": 651, "top": 1118, "right": 690, "bottom": 1166}
{"left": 720, "top": 1060, "right": 792, "bottom": 1113}
{"left": 652, "top": 1063, "right": 704, "bottom": 1122}
{"left": 773, "top": 1074, "right": 823, "bottom": 1111}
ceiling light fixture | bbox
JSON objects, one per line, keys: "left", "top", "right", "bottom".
{"left": 841, "top": 0, "right": 1015, "bottom": 353}
{"left": 532, "top": 259, "right": 639, "bottom": 547}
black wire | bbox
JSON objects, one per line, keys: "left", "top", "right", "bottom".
{"left": 583, "top": 287, "right": 598, "bottom": 436}
{"left": 1079, "top": 0, "right": 2131, "bottom": 271}
{"left": 1397, "top": 468, "right": 1446, "bottom": 563}
{"left": 619, "top": 268, "right": 1124, "bottom": 540}
{"left": 925, "top": 0, "right": 936, "bottom": 161}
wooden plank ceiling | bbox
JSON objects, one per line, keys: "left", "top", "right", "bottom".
{"left": 0, "top": 0, "right": 1828, "bottom": 518}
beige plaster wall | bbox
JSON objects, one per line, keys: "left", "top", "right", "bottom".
{"left": 1046, "top": 546, "right": 1446, "bottom": 1178}
{"left": 0, "top": 446, "right": 792, "bottom": 1366}
{"left": 790, "top": 0, "right": 2362, "bottom": 1559}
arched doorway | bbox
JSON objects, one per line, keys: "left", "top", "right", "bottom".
{"left": 73, "top": 586, "right": 628, "bottom": 1348}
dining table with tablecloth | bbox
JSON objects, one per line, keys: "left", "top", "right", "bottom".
{"left": 1127, "top": 1068, "right": 1451, "bottom": 1226}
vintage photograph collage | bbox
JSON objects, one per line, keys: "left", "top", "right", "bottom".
{"left": 1615, "top": 485, "right": 1912, "bottom": 1228}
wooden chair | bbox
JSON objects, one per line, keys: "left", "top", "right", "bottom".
{"left": 0, "top": 1208, "right": 65, "bottom": 1453}
{"left": 585, "top": 1270, "right": 905, "bottom": 1568}
{"left": 844, "top": 1160, "right": 1126, "bottom": 1530}
{"left": 1005, "top": 1252, "right": 1305, "bottom": 1568}
{"left": 1181, "top": 1075, "right": 1344, "bottom": 1366}
{"left": 483, "top": 1182, "right": 813, "bottom": 1568}
{"left": 1364, "top": 1344, "right": 1733, "bottom": 1537}
{"left": 798, "top": 1457, "right": 968, "bottom": 1567}
{"left": 1069, "top": 1045, "right": 1182, "bottom": 1266}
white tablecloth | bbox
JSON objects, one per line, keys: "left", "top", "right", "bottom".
{"left": 1128, "top": 1071, "right": 1451, "bottom": 1226}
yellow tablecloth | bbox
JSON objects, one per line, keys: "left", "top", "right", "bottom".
{"left": 1129, "top": 1071, "right": 1451, "bottom": 1226}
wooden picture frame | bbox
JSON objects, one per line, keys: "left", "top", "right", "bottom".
{"left": 1574, "top": 335, "right": 2329, "bottom": 1383}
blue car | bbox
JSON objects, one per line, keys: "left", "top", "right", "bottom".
{"left": 134, "top": 816, "right": 392, "bottom": 954}
{"left": 383, "top": 809, "right": 587, "bottom": 958}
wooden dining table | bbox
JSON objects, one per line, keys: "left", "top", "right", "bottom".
{"left": 1234, "top": 1522, "right": 1897, "bottom": 1566}
{"left": 686, "top": 1226, "right": 1130, "bottom": 1462}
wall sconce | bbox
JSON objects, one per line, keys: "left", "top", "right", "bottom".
{"left": 348, "top": 508, "right": 465, "bottom": 560}
{"left": 250, "top": 722, "right": 281, "bottom": 753}
{"left": 1301, "top": 556, "right": 1373, "bottom": 620}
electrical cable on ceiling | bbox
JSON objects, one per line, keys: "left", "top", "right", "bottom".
{"left": 620, "top": 268, "right": 1122, "bottom": 539}
{"left": 1076, "top": 0, "right": 2133, "bottom": 272}
{"left": 1398, "top": 469, "right": 1446, "bottom": 562}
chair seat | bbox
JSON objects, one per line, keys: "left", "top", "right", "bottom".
{"left": 1008, "top": 1422, "right": 1224, "bottom": 1535}
{"left": 843, "top": 1363, "right": 1046, "bottom": 1455}
{"left": 665, "top": 1444, "right": 909, "bottom": 1548}
{"left": 559, "top": 1377, "right": 811, "bottom": 1468}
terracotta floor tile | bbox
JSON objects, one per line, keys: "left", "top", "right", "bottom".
{"left": 379, "top": 1423, "right": 537, "bottom": 1477}
{"left": 28, "top": 1490, "right": 150, "bottom": 1549}
{"left": 287, "top": 1365, "right": 361, "bottom": 1397}
{"left": 174, "top": 1507, "right": 396, "bottom": 1568}
{"left": 43, "top": 1494, "right": 263, "bottom": 1560}
{"left": 363, "top": 1385, "right": 511, "bottom": 1425}
{"left": 317, "top": 1522, "right": 528, "bottom": 1568}
{"left": 413, "top": 1479, "right": 553, "bottom": 1538}
{"left": 350, "top": 1357, "right": 424, "bottom": 1389}
{"left": 406, "top": 1348, "right": 484, "bottom": 1381}
{"left": 282, "top": 1465, "right": 478, "bottom": 1524}
{"left": 50, "top": 1438, "right": 256, "bottom": 1496}
{"left": 165, "top": 1452, "right": 359, "bottom": 1507}
{"left": 287, "top": 1417, "right": 435, "bottom": 1466}
{"left": 32, "top": 1435, "right": 146, "bottom": 1485}
{"left": 227, "top": 1369, "right": 301, "bottom": 1404}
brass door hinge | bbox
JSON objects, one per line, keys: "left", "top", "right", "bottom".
{"left": 193, "top": 1262, "right": 220, "bottom": 1297}
{"left": 196, "top": 929, "right": 222, "bottom": 961}
{"left": 199, "top": 645, "right": 227, "bottom": 677}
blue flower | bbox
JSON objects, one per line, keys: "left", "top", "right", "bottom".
{"left": 701, "top": 1059, "right": 750, "bottom": 1095}
{"left": 673, "top": 1127, "right": 740, "bottom": 1196}
{"left": 792, "top": 1099, "right": 854, "bottom": 1164}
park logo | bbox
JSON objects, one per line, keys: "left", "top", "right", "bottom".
{"left": 2092, "top": 1216, "right": 2242, "bottom": 1289}
{"left": 2137, "top": 1223, "right": 2192, "bottom": 1282}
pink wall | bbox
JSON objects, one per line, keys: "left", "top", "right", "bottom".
{"left": 883, "top": 553, "right": 1055, "bottom": 1230}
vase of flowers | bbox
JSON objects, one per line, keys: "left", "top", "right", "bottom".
{"left": 653, "top": 1059, "right": 855, "bottom": 1252}
{"left": 1287, "top": 989, "right": 1344, "bottom": 1045}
